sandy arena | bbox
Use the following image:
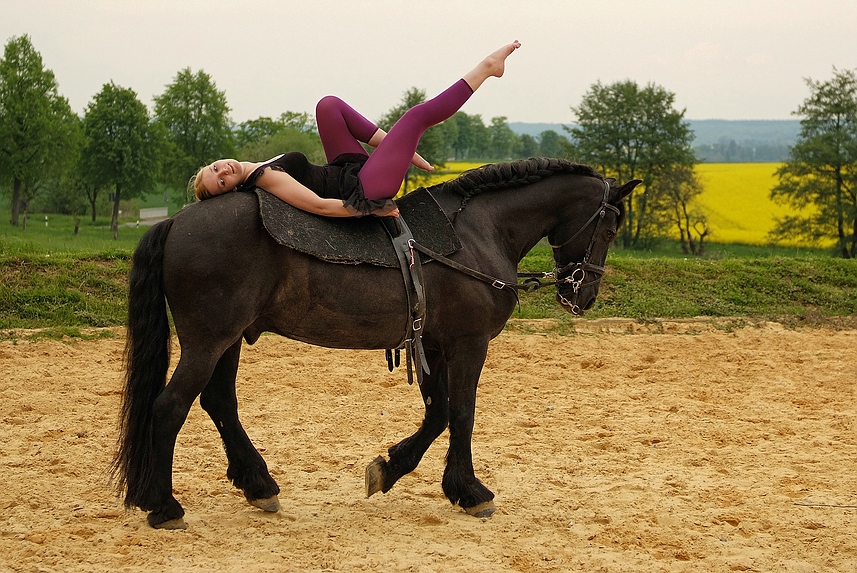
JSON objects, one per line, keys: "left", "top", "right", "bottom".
{"left": 1, "top": 321, "right": 855, "bottom": 572}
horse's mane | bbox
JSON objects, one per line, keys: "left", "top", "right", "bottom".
{"left": 429, "top": 157, "right": 603, "bottom": 202}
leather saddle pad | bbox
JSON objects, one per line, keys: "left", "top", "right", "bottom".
{"left": 255, "top": 186, "right": 461, "bottom": 267}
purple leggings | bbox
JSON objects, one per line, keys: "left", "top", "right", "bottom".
{"left": 315, "top": 78, "right": 473, "bottom": 200}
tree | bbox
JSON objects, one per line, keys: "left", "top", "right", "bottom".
{"left": 30, "top": 107, "right": 83, "bottom": 217}
{"left": 377, "top": 87, "right": 447, "bottom": 193}
{"left": 567, "top": 80, "right": 696, "bottom": 248}
{"left": 770, "top": 68, "right": 857, "bottom": 258}
{"left": 237, "top": 127, "right": 325, "bottom": 165}
{"left": 488, "top": 116, "right": 519, "bottom": 160}
{"left": 80, "top": 82, "right": 157, "bottom": 238}
{"left": 656, "top": 165, "right": 709, "bottom": 255}
{"left": 235, "top": 111, "right": 324, "bottom": 169}
{"left": 446, "top": 112, "right": 481, "bottom": 160}
{"left": 519, "top": 133, "right": 539, "bottom": 157}
{"left": 537, "top": 130, "right": 569, "bottom": 158}
{"left": 468, "top": 114, "right": 491, "bottom": 159}
{"left": 153, "top": 68, "right": 233, "bottom": 192}
{"left": 0, "top": 35, "right": 77, "bottom": 226}
{"left": 71, "top": 127, "right": 107, "bottom": 222}
{"left": 235, "top": 111, "right": 316, "bottom": 150}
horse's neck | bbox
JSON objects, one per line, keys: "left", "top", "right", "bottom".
{"left": 452, "top": 180, "right": 571, "bottom": 263}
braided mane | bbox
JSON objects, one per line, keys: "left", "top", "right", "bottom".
{"left": 429, "top": 157, "right": 603, "bottom": 202}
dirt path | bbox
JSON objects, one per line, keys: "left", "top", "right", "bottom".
{"left": 1, "top": 323, "right": 855, "bottom": 572}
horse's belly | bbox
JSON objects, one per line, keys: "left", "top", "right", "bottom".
{"left": 255, "top": 261, "right": 412, "bottom": 350}
{"left": 269, "top": 307, "right": 409, "bottom": 350}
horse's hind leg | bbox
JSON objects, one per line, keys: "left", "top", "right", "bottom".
{"left": 442, "top": 337, "right": 496, "bottom": 517}
{"left": 199, "top": 339, "right": 280, "bottom": 512}
{"left": 366, "top": 349, "right": 449, "bottom": 497}
{"left": 146, "top": 350, "right": 221, "bottom": 529}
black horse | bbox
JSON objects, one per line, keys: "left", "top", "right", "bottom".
{"left": 113, "top": 158, "right": 639, "bottom": 529}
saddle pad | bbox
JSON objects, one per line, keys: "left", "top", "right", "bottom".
{"left": 255, "top": 186, "right": 461, "bottom": 267}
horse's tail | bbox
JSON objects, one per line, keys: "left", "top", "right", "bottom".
{"left": 111, "top": 218, "right": 175, "bottom": 509}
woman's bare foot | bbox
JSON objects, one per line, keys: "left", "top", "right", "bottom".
{"left": 483, "top": 40, "right": 521, "bottom": 78}
{"left": 464, "top": 40, "right": 521, "bottom": 91}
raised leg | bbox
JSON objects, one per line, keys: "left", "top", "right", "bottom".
{"left": 366, "top": 350, "right": 449, "bottom": 496}
{"left": 441, "top": 337, "right": 496, "bottom": 516}
{"left": 315, "top": 95, "right": 375, "bottom": 163}
{"left": 199, "top": 339, "right": 281, "bottom": 511}
{"left": 360, "top": 40, "right": 521, "bottom": 200}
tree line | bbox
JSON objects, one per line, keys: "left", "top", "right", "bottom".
{"left": 0, "top": 35, "right": 569, "bottom": 236}
{"left": 2, "top": 35, "right": 855, "bottom": 256}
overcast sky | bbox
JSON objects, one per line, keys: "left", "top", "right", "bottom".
{"left": 4, "top": 0, "right": 856, "bottom": 125}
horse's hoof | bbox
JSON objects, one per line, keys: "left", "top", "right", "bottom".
{"left": 464, "top": 500, "right": 497, "bottom": 518}
{"left": 250, "top": 495, "right": 281, "bottom": 513}
{"left": 153, "top": 517, "right": 188, "bottom": 530}
{"left": 365, "top": 456, "right": 386, "bottom": 497}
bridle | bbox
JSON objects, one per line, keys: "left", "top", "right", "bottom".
{"left": 547, "top": 179, "right": 620, "bottom": 314}
{"left": 408, "top": 179, "right": 619, "bottom": 315}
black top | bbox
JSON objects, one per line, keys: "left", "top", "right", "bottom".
{"left": 236, "top": 152, "right": 394, "bottom": 217}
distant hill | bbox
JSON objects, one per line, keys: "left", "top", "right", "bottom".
{"left": 509, "top": 120, "right": 801, "bottom": 163}
{"left": 508, "top": 123, "right": 572, "bottom": 138}
{"left": 687, "top": 120, "right": 800, "bottom": 146}
{"left": 509, "top": 120, "right": 800, "bottom": 146}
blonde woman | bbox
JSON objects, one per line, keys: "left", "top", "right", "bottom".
{"left": 192, "top": 41, "right": 520, "bottom": 218}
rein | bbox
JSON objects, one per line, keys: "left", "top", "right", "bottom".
{"left": 409, "top": 179, "right": 617, "bottom": 314}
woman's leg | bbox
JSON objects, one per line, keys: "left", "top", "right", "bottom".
{"left": 358, "top": 80, "right": 471, "bottom": 199}
{"left": 315, "top": 96, "right": 377, "bottom": 163}
{"left": 359, "top": 41, "right": 520, "bottom": 200}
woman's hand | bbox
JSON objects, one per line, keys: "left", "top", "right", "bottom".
{"left": 411, "top": 152, "right": 434, "bottom": 172}
{"left": 373, "top": 204, "right": 400, "bottom": 218}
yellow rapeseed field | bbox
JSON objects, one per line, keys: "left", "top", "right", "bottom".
{"left": 696, "top": 163, "right": 789, "bottom": 245}
{"left": 425, "top": 161, "right": 819, "bottom": 246}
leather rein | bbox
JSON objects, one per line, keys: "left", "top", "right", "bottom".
{"left": 409, "top": 179, "right": 618, "bottom": 315}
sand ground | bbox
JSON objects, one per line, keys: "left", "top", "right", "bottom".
{"left": 1, "top": 321, "right": 855, "bottom": 572}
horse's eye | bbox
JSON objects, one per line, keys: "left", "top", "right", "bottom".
{"left": 605, "top": 230, "right": 617, "bottom": 242}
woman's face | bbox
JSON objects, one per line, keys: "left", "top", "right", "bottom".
{"left": 200, "top": 159, "right": 244, "bottom": 195}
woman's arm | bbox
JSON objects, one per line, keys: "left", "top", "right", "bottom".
{"left": 254, "top": 168, "right": 399, "bottom": 217}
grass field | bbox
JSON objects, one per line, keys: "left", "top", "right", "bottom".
{"left": 0, "top": 215, "right": 149, "bottom": 254}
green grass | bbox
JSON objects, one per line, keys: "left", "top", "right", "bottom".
{"left": 515, "top": 243, "right": 856, "bottom": 325}
{"left": 0, "top": 250, "right": 131, "bottom": 329}
{"left": 0, "top": 213, "right": 151, "bottom": 254}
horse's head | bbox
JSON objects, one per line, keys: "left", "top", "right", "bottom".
{"left": 548, "top": 178, "right": 640, "bottom": 315}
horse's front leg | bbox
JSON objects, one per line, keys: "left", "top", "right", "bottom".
{"left": 366, "top": 349, "right": 449, "bottom": 496}
{"left": 442, "top": 336, "right": 496, "bottom": 517}
{"left": 199, "top": 339, "right": 280, "bottom": 513}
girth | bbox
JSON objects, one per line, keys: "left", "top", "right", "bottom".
{"left": 382, "top": 217, "right": 430, "bottom": 387}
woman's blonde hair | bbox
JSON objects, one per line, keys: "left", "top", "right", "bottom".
{"left": 189, "top": 165, "right": 213, "bottom": 201}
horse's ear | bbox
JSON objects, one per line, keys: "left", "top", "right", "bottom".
{"left": 615, "top": 179, "right": 642, "bottom": 200}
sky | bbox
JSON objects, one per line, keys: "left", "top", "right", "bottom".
{"left": 3, "top": 0, "right": 857, "bottom": 125}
